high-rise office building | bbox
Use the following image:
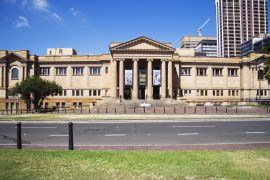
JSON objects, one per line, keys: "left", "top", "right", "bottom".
{"left": 216, "top": 0, "right": 268, "bottom": 57}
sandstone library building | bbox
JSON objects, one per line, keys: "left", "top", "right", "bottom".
{"left": 0, "top": 36, "right": 269, "bottom": 110}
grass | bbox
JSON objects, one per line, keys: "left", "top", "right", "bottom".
{"left": 0, "top": 113, "right": 268, "bottom": 121}
{"left": 0, "top": 149, "right": 270, "bottom": 180}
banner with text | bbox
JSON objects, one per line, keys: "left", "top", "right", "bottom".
{"left": 153, "top": 70, "right": 161, "bottom": 85}
{"left": 125, "top": 70, "right": 132, "bottom": 86}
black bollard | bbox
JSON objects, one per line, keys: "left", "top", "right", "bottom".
{"left": 68, "top": 122, "right": 74, "bottom": 150}
{"left": 65, "top": 108, "right": 66, "bottom": 114}
{"left": 134, "top": 107, "right": 135, "bottom": 113}
{"left": 226, "top": 107, "right": 228, "bottom": 113}
{"left": 184, "top": 107, "right": 186, "bottom": 114}
{"left": 194, "top": 107, "right": 197, "bottom": 114}
{"left": 144, "top": 107, "right": 145, "bottom": 113}
{"left": 115, "top": 107, "right": 117, "bottom": 114}
{"left": 174, "top": 106, "right": 176, "bottom": 113}
{"left": 106, "top": 108, "right": 108, "bottom": 114}
{"left": 216, "top": 106, "right": 217, "bottom": 113}
{"left": 236, "top": 107, "right": 238, "bottom": 114}
{"left": 17, "top": 122, "right": 22, "bottom": 149}
{"left": 154, "top": 106, "right": 155, "bottom": 113}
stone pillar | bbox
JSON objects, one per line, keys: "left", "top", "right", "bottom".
{"left": 67, "top": 66, "right": 72, "bottom": 88}
{"left": 168, "top": 60, "right": 173, "bottom": 98}
{"left": 161, "top": 60, "right": 166, "bottom": 98}
{"left": 2, "top": 65, "right": 6, "bottom": 87}
{"left": 147, "top": 59, "right": 153, "bottom": 99}
{"left": 132, "top": 59, "right": 138, "bottom": 99}
{"left": 119, "top": 59, "right": 124, "bottom": 99}
{"left": 50, "top": 66, "right": 55, "bottom": 82}
{"left": 0, "top": 65, "right": 2, "bottom": 87}
{"left": 111, "top": 59, "right": 118, "bottom": 98}
{"left": 83, "top": 66, "right": 88, "bottom": 88}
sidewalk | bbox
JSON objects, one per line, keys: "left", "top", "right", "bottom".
{"left": 0, "top": 114, "right": 269, "bottom": 123}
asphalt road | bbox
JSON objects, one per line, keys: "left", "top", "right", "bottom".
{"left": 0, "top": 120, "right": 270, "bottom": 147}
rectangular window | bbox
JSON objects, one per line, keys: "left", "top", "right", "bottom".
{"left": 72, "top": 90, "right": 75, "bottom": 96}
{"left": 61, "top": 102, "right": 65, "bottom": 108}
{"left": 213, "top": 68, "right": 223, "bottom": 76}
{"left": 105, "top": 67, "right": 109, "bottom": 74}
{"left": 76, "top": 90, "right": 80, "bottom": 96}
{"left": 98, "top": 90, "right": 101, "bottom": 96}
{"left": 63, "top": 90, "right": 66, "bottom": 96}
{"left": 181, "top": 68, "right": 191, "bottom": 76}
{"left": 73, "top": 102, "right": 77, "bottom": 107}
{"left": 78, "top": 102, "right": 83, "bottom": 107}
{"left": 72, "top": 67, "right": 84, "bottom": 75}
{"left": 213, "top": 90, "right": 223, "bottom": 96}
{"left": 93, "top": 90, "right": 97, "bottom": 96}
{"left": 181, "top": 90, "right": 192, "bottom": 96}
{"left": 197, "top": 68, "right": 207, "bottom": 76}
{"left": 81, "top": 90, "right": 84, "bottom": 96}
{"left": 56, "top": 67, "right": 67, "bottom": 76}
{"left": 89, "top": 90, "right": 92, "bottom": 96}
{"left": 228, "top": 68, "right": 238, "bottom": 76}
{"left": 56, "top": 102, "right": 60, "bottom": 108}
{"left": 40, "top": 67, "right": 50, "bottom": 76}
{"left": 90, "top": 67, "right": 101, "bottom": 76}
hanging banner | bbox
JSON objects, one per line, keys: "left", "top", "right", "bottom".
{"left": 139, "top": 70, "right": 147, "bottom": 86}
{"left": 153, "top": 70, "right": 161, "bottom": 85}
{"left": 125, "top": 70, "right": 132, "bottom": 86}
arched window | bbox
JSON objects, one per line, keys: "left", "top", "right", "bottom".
{"left": 11, "top": 68, "right": 19, "bottom": 79}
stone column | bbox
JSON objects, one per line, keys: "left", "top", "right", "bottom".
{"left": 111, "top": 59, "right": 118, "bottom": 98}
{"left": 83, "top": 66, "right": 88, "bottom": 89}
{"left": 67, "top": 66, "right": 72, "bottom": 88}
{"left": 119, "top": 59, "right": 124, "bottom": 99}
{"left": 2, "top": 65, "right": 6, "bottom": 87}
{"left": 168, "top": 60, "right": 173, "bottom": 98}
{"left": 132, "top": 59, "right": 138, "bottom": 99}
{"left": 50, "top": 66, "right": 55, "bottom": 82}
{"left": 0, "top": 65, "right": 2, "bottom": 87}
{"left": 147, "top": 59, "right": 153, "bottom": 99}
{"left": 161, "top": 60, "right": 166, "bottom": 98}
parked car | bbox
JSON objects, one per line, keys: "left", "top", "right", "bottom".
{"left": 139, "top": 102, "right": 151, "bottom": 108}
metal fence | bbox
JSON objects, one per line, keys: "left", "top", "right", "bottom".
{"left": 1, "top": 106, "right": 269, "bottom": 115}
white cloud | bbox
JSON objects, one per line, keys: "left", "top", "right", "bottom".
{"left": 52, "top": 12, "right": 62, "bottom": 22}
{"left": 16, "top": 16, "right": 29, "bottom": 27}
{"left": 32, "top": 0, "right": 48, "bottom": 11}
{"left": 70, "top": 8, "right": 80, "bottom": 16}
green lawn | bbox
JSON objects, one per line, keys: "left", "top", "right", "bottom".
{"left": 1, "top": 149, "right": 270, "bottom": 180}
{"left": 0, "top": 114, "right": 268, "bottom": 121}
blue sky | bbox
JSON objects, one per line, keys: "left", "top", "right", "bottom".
{"left": 0, "top": 0, "right": 261, "bottom": 55}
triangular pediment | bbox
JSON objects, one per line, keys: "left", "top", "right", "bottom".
{"left": 110, "top": 36, "right": 175, "bottom": 52}
{"left": 0, "top": 52, "right": 28, "bottom": 63}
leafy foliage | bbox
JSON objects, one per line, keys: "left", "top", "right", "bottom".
{"left": 263, "top": 57, "right": 270, "bottom": 80}
{"left": 9, "top": 76, "right": 62, "bottom": 110}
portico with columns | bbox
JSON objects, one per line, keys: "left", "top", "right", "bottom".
{"left": 110, "top": 36, "right": 175, "bottom": 100}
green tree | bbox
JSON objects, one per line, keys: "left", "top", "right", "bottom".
{"left": 10, "top": 76, "right": 62, "bottom": 111}
{"left": 263, "top": 57, "right": 270, "bottom": 80}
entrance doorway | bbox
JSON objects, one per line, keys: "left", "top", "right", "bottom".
{"left": 139, "top": 86, "right": 145, "bottom": 100}
{"left": 124, "top": 87, "right": 132, "bottom": 100}
{"left": 153, "top": 86, "right": 160, "bottom": 99}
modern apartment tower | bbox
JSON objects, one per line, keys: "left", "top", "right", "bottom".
{"left": 216, "top": 0, "right": 268, "bottom": 57}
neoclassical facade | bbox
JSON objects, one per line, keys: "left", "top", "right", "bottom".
{"left": 0, "top": 36, "right": 269, "bottom": 109}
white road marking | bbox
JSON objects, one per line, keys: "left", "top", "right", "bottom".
{"left": 49, "top": 134, "right": 68, "bottom": 137}
{"left": 147, "top": 134, "right": 151, "bottom": 136}
{"left": 177, "top": 133, "right": 199, "bottom": 136}
{"left": 173, "top": 125, "right": 216, "bottom": 128}
{"left": 245, "top": 132, "right": 266, "bottom": 134}
{"left": 15, "top": 127, "right": 57, "bottom": 129}
{"left": 104, "top": 134, "right": 126, "bottom": 137}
